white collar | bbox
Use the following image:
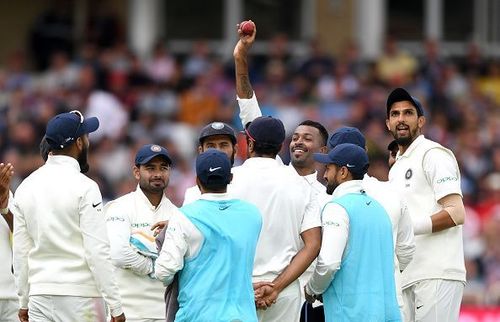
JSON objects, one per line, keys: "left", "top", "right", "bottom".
{"left": 331, "top": 180, "right": 365, "bottom": 199}
{"left": 46, "top": 155, "right": 81, "bottom": 172}
{"left": 200, "top": 192, "right": 231, "bottom": 201}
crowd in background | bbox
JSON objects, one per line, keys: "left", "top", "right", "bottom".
{"left": 0, "top": 19, "right": 499, "bottom": 306}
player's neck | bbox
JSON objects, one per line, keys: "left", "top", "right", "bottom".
{"left": 142, "top": 189, "right": 163, "bottom": 207}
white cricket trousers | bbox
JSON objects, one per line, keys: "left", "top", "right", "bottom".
{"left": 257, "top": 279, "right": 301, "bottom": 322}
{"left": 0, "top": 299, "right": 17, "bottom": 322}
{"left": 402, "top": 279, "right": 464, "bottom": 322}
{"left": 28, "top": 295, "right": 107, "bottom": 322}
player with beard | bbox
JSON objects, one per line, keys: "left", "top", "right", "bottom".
{"left": 385, "top": 88, "right": 466, "bottom": 322}
{"left": 12, "top": 111, "right": 125, "bottom": 322}
{"left": 182, "top": 122, "right": 238, "bottom": 205}
{"left": 305, "top": 143, "right": 401, "bottom": 321}
{"left": 104, "top": 144, "right": 179, "bottom": 322}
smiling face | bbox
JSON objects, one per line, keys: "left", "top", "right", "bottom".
{"left": 289, "top": 125, "right": 326, "bottom": 170}
{"left": 133, "top": 156, "right": 171, "bottom": 195}
{"left": 386, "top": 101, "right": 425, "bottom": 148}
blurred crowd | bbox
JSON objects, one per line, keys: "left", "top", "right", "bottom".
{"left": 0, "top": 23, "right": 499, "bottom": 306}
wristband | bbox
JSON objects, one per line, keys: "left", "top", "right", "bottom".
{"left": 412, "top": 216, "right": 432, "bottom": 235}
{"left": 0, "top": 207, "right": 8, "bottom": 215}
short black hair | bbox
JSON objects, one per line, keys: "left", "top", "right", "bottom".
{"left": 298, "top": 120, "right": 329, "bottom": 146}
{"left": 250, "top": 139, "right": 282, "bottom": 157}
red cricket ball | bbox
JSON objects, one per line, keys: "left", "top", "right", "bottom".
{"left": 240, "top": 20, "right": 255, "bottom": 36}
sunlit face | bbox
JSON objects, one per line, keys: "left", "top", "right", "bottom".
{"left": 133, "top": 156, "right": 171, "bottom": 195}
{"left": 324, "top": 163, "right": 344, "bottom": 195}
{"left": 386, "top": 101, "right": 425, "bottom": 147}
{"left": 199, "top": 135, "right": 237, "bottom": 165}
{"left": 290, "top": 125, "right": 325, "bottom": 168}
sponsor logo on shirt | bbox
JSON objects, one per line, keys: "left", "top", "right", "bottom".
{"left": 323, "top": 220, "right": 340, "bottom": 227}
{"left": 131, "top": 222, "right": 150, "bottom": 228}
{"left": 436, "top": 176, "right": 458, "bottom": 184}
{"left": 106, "top": 216, "right": 125, "bottom": 222}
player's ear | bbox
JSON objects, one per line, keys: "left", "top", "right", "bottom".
{"left": 132, "top": 165, "right": 140, "bottom": 180}
{"left": 319, "top": 145, "right": 328, "bottom": 154}
{"left": 198, "top": 145, "right": 203, "bottom": 154}
{"left": 418, "top": 115, "right": 426, "bottom": 130}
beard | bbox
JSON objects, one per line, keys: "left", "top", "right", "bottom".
{"left": 140, "top": 178, "right": 168, "bottom": 195}
{"left": 78, "top": 144, "right": 90, "bottom": 174}
{"left": 326, "top": 182, "right": 338, "bottom": 195}
{"left": 392, "top": 124, "right": 418, "bottom": 148}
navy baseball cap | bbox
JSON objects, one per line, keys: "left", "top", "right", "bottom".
{"left": 135, "top": 144, "right": 172, "bottom": 165}
{"left": 196, "top": 149, "right": 232, "bottom": 186}
{"left": 328, "top": 126, "right": 366, "bottom": 150}
{"left": 246, "top": 116, "right": 285, "bottom": 146}
{"left": 386, "top": 88, "right": 424, "bottom": 117}
{"left": 313, "top": 143, "right": 369, "bottom": 176}
{"left": 45, "top": 110, "right": 99, "bottom": 150}
{"left": 199, "top": 122, "right": 237, "bottom": 145}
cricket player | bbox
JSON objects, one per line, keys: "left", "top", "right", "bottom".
{"left": 182, "top": 122, "right": 238, "bottom": 205}
{"left": 386, "top": 88, "right": 466, "bottom": 321}
{"left": 105, "top": 144, "right": 178, "bottom": 321}
{"left": 0, "top": 162, "right": 15, "bottom": 322}
{"left": 155, "top": 149, "right": 262, "bottom": 322}
{"left": 328, "top": 126, "right": 415, "bottom": 318}
{"left": 230, "top": 116, "right": 321, "bottom": 322}
{"left": 305, "top": 143, "right": 401, "bottom": 321}
{"left": 12, "top": 111, "right": 125, "bottom": 322}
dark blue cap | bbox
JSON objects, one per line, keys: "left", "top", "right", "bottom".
{"left": 45, "top": 111, "right": 99, "bottom": 150}
{"left": 135, "top": 144, "right": 172, "bottom": 165}
{"left": 199, "top": 122, "right": 237, "bottom": 145}
{"left": 328, "top": 126, "right": 366, "bottom": 150}
{"left": 196, "top": 149, "right": 232, "bottom": 186}
{"left": 386, "top": 88, "right": 424, "bottom": 117}
{"left": 313, "top": 143, "right": 369, "bottom": 176}
{"left": 246, "top": 116, "right": 285, "bottom": 146}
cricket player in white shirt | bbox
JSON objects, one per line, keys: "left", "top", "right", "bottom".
{"left": 305, "top": 143, "right": 401, "bottom": 321}
{"left": 105, "top": 144, "right": 178, "bottom": 321}
{"left": 183, "top": 122, "right": 238, "bottom": 205}
{"left": 327, "top": 126, "right": 415, "bottom": 318}
{"left": 230, "top": 116, "right": 321, "bottom": 322}
{"left": 12, "top": 111, "right": 125, "bottom": 322}
{"left": 233, "top": 22, "right": 328, "bottom": 320}
{"left": 0, "top": 162, "right": 16, "bottom": 322}
{"left": 386, "top": 88, "right": 466, "bottom": 321}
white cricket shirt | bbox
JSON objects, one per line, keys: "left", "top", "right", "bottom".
{"left": 388, "top": 135, "right": 466, "bottom": 288}
{"left": 0, "top": 193, "right": 16, "bottom": 300}
{"left": 229, "top": 157, "right": 321, "bottom": 281}
{"left": 105, "top": 186, "right": 178, "bottom": 319}
{"left": 12, "top": 155, "right": 123, "bottom": 316}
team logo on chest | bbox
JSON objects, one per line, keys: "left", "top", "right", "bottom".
{"left": 405, "top": 168, "right": 413, "bottom": 180}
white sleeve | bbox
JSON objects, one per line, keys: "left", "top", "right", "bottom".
{"left": 154, "top": 210, "right": 203, "bottom": 285}
{"left": 80, "top": 184, "right": 123, "bottom": 317}
{"left": 301, "top": 186, "right": 322, "bottom": 233}
{"left": 237, "top": 92, "right": 262, "bottom": 128}
{"left": 306, "top": 203, "right": 349, "bottom": 295}
{"left": 104, "top": 202, "right": 153, "bottom": 276}
{"left": 423, "top": 148, "right": 462, "bottom": 200}
{"left": 395, "top": 196, "right": 415, "bottom": 271}
{"left": 182, "top": 186, "right": 201, "bottom": 206}
{"left": 12, "top": 199, "right": 33, "bottom": 309}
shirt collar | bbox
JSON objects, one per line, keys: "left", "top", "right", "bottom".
{"left": 46, "top": 155, "right": 81, "bottom": 172}
{"left": 331, "top": 180, "right": 365, "bottom": 199}
{"left": 200, "top": 192, "right": 230, "bottom": 201}
{"left": 396, "top": 134, "right": 425, "bottom": 159}
{"left": 135, "top": 184, "right": 169, "bottom": 210}
{"left": 242, "top": 157, "right": 282, "bottom": 168}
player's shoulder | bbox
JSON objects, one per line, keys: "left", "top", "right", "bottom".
{"left": 104, "top": 191, "right": 134, "bottom": 213}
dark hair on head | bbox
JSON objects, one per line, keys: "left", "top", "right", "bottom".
{"left": 351, "top": 164, "right": 369, "bottom": 180}
{"left": 298, "top": 120, "right": 329, "bottom": 146}
{"left": 200, "top": 181, "right": 227, "bottom": 193}
{"left": 250, "top": 139, "right": 282, "bottom": 157}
